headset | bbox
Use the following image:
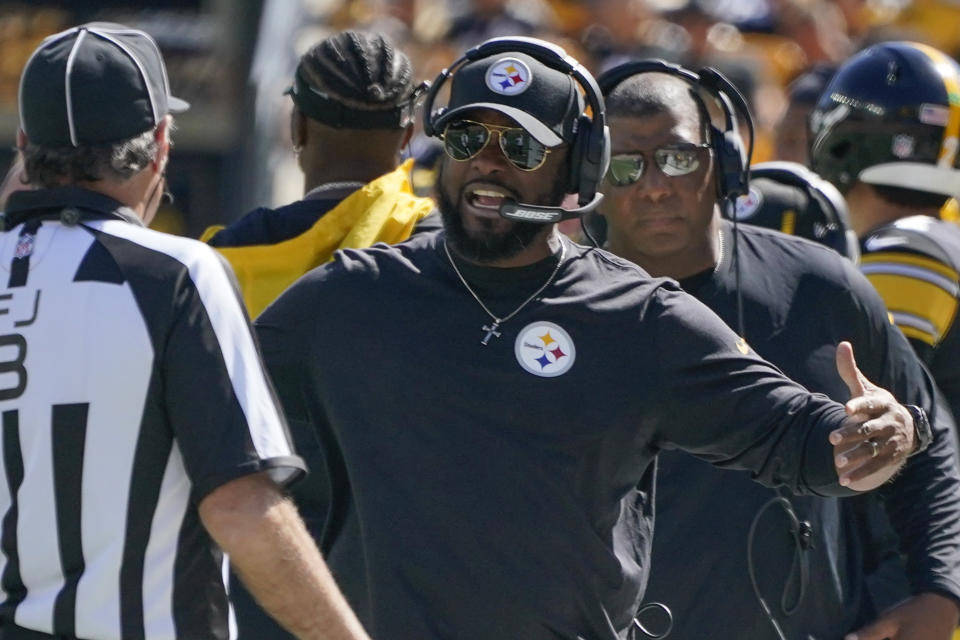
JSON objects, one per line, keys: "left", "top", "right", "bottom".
{"left": 597, "top": 59, "right": 753, "bottom": 203}
{"left": 748, "top": 161, "right": 860, "bottom": 262}
{"left": 598, "top": 64, "right": 824, "bottom": 640}
{"left": 422, "top": 36, "right": 610, "bottom": 223}
{"left": 597, "top": 59, "right": 756, "bottom": 336}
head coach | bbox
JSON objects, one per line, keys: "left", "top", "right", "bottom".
{"left": 253, "top": 36, "right": 921, "bottom": 640}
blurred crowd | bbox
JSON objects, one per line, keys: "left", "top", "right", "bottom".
{"left": 2, "top": 0, "right": 959, "bottom": 230}
{"left": 5, "top": 5, "right": 960, "bottom": 639}
{"left": 321, "top": 0, "right": 960, "bottom": 159}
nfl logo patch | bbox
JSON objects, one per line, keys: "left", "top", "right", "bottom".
{"left": 891, "top": 134, "right": 915, "bottom": 159}
{"left": 14, "top": 234, "right": 34, "bottom": 259}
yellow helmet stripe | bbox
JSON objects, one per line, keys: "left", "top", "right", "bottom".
{"left": 910, "top": 42, "right": 960, "bottom": 168}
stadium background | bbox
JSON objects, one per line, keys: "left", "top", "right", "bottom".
{"left": 0, "top": 0, "right": 958, "bottom": 237}
{"left": 0, "top": 0, "right": 958, "bottom": 636}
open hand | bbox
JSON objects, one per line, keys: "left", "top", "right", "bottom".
{"left": 828, "top": 341, "right": 914, "bottom": 491}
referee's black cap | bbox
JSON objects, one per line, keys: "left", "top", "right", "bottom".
{"left": 19, "top": 22, "right": 189, "bottom": 148}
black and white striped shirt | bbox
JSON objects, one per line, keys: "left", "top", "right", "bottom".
{"left": 0, "top": 187, "right": 303, "bottom": 640}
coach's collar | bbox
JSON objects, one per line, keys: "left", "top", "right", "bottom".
{"left": 3, "top": 186, "right": 143, "bottom": 230}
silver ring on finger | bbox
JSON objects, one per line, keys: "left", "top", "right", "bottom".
{"left": 868, "top": 439, "right": 880, "bottom": 458}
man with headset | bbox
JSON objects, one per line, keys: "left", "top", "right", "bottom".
{"left": 596, "top": 61, "right": 960, "bottom": 639}
{"left": 255, "top": 36, "right": 923, "bottom": 640}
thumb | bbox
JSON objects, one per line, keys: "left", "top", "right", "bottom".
{"left": 845, "top": 615, "right": 899, "bottom": 640}
{"left": 836, "top": 341, "right": 868, "bottom": 398}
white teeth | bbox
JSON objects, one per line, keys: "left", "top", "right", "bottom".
{"left": 472, "top": 189, "right": 506, "bottom": 197}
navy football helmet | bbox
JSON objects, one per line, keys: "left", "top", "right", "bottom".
{"left": 809, "top": 41, "right": 960, "bottom": 197}
{"left": 735, "top": 161, "right": 860, "bottom": 261}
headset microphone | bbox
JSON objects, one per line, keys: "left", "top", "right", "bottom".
{"left": 499, "top": 193, "right": 605, "bottom": 223}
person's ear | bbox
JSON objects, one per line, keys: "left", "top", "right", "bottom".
{"left": 16, "top": 129, "right": 26, "bottom": 151}
{"left": 154, "top": 116, "right": 172, "bottom": 173}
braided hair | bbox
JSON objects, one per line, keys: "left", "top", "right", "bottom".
{"left": 297, "top": 30, "right": 414, "bottom": 119}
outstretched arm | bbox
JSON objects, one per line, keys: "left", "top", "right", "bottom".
{"left": 199, "top": 472, "right": 371, "bottom": 640}
{"left": 650, "top": 288, "right": 912, "bottom": 495}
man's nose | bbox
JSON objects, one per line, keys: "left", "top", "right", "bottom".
{"left": 469, "top": 132, "right": 512, "bottom": 173}
{"left": 636, "top": 162, "right": 673, "bottom": 201}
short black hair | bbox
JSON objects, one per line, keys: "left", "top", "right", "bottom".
{"left": 299, "top": 30, "right": 413, "bottom": 112}
{"left": 605, "top": 73, "right": 710, "bottom": 144}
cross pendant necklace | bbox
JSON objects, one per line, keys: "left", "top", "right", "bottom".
{"left": 481, "top": 322, "right": 502, "bottom": 345}
{"left": 443, "top": 239, "right": 566, "bottom": 345}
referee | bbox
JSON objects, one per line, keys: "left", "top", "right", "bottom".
{"left": 0, "top": 23, "right": 369, "bottom": 640}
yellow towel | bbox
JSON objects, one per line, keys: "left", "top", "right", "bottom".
{"left": 205, "top": 159, "right": 433, "bottom": 318}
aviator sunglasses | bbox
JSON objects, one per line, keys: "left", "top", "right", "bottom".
{"left": 441, "top": 120, "right": 553, "bottom": 171}
{"left": 606, "top": 144, "right": 711, "bottom": 186}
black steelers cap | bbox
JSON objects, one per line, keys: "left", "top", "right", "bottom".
{"left": 19, "top": 22, "right": 189, "bottom": 148}
{"left": 433, "top": 51, "right": 584, "bottom": 147}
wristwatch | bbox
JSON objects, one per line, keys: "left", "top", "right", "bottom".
{"left": 904, "top": 405, "right": 932, "bottom": 457}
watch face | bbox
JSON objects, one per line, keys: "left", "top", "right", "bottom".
{"left": 907, "top": 405, "right": 932, "bottom": 456}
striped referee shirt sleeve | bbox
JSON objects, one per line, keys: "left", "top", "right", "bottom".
{"left": 94, "top": 221, "right": 304, "bottom": 502}
{"left": 162, "top": 242, "right": 304, "bottom": 501}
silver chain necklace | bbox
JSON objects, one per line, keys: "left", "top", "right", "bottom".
{"left": 443, "top": 239, "right": 566, "bottom": 345}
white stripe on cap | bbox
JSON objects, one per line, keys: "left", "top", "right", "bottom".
{"left": 64, "top": 29, "right": 88, "bottom": 147}
{"left": 91, "top": 29, "right": 159, "bottom": 129}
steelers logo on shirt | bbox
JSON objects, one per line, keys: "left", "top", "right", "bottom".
{"left": 515, "top": 321, "right": 576, "bottom": 377}
{"left": 486, "top": 58, "right": 532, "bottom": 96}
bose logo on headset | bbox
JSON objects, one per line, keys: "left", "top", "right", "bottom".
{"left": 422, "top": 36, "right": 611, "bottom": 223}
{"left": 596, "top": 59, "right": 754, "bottom": 203}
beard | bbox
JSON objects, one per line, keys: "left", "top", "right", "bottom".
{"left": 436, "top": 160, "right": 570, "bottom": 263}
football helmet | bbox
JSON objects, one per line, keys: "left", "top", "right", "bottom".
{"left": 734, "top": 161, "right": 860, "bottom": 261}
{"left": 809, "top": 41, "right": 960, "bottom": 197}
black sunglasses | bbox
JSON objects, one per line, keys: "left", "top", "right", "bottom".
{"left": 441, "top": 120, "right": 553, "bottom": 171}
{"left": 606, "top": 144, "right": 711, "bottom": 186}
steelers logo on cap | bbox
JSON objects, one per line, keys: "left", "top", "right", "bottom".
{"left": 486, "top": 58, "right": 531, "bottom": 96}
{"left": 515, "top": 321, "right": 576, "bottom": 377}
